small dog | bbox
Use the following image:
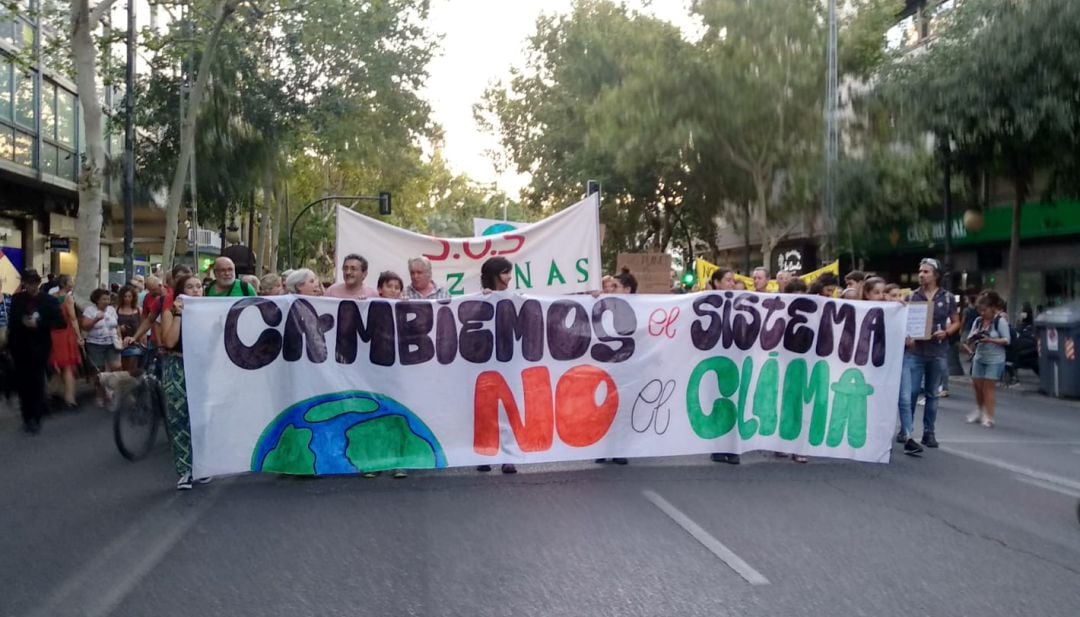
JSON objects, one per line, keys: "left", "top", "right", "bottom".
{"left": 97, "top": 370, "right": 140, "bottom": 411}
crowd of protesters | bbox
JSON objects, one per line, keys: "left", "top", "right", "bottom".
{"left": 699, "top": 258, "right": 1016, "bottom": 459}
{"left": 0, "top": 253, "right": 1017, "bottom": 490}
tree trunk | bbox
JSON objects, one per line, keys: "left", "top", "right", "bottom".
{"left": 162, "top": 0, "right": 240, "bottom": 271}
{"left": 760, "top": 235, "right": 776, "bottom": 279}
{"left": 257, "top": 166, "right": 273, "bottom": 273}
{"left": 70, "top": 0, "right": 108, "bottom": 302}
{"left": 1006, "top": 179, "right": 1025, "bottom": 320}
{"left": 270, "top": 183, "right": 283, "bottom": 272}
{"left": 753, "top": 176, "right": 770, "bottom": 273}
{"left": 742, "top": 200, "right": 751, "bottom": 274}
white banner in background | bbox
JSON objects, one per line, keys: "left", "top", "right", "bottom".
{"left": 472, "top": 217, "right": 528, "bottom": 237}
{"left": 336, "top": 195, "right": 602, "bottom": 295}
{"left": 184, "top": 292, "right": 906, "bottom": 479}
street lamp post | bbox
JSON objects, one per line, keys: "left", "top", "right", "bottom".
{"left": 288, "top": 194, "right": 390, "bottom": 269}
{"left": 122, "top": 0, "right": 136, "bottom": 279}
{"left": 940, "top": 134, "right": 953, "bottom": 291}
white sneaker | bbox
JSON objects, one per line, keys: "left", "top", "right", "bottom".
{"left": 966, "top": 408, "right": 983, "bottom": 423}
{"left": 196, "top": 476, "right": 213, "bottom": 485}
{"left": 176, "top": 473, "right": 193, "bottom": 490}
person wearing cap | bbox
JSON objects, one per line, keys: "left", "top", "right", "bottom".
{"left": 7, "top": 270, "right": 63, "bottom": 434}
{"left": 902, "top": 258, "right": 960, "bottom": 450}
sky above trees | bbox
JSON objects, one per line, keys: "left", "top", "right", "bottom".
{"left": 422, "top": 0, "right": 702, "bottom": 197}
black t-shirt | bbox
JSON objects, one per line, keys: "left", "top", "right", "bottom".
{"left": 8, "top": 290, "right": 63, "bottom": 357}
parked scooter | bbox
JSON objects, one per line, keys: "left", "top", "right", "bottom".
{"left": 1002, "top": 323, "right": 1039, "bottom": 386}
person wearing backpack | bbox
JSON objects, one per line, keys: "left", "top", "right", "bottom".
{"left": 966, "top": 290, "right": 1010, "bottom": 428}
{"left": 204, "top": 257, "right": 256, "bottom": 297}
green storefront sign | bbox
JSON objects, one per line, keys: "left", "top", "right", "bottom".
{"left": 874, "top": 200, "right": 1080, "bottom": 253}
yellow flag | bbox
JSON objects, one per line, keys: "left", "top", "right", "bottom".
{"left": 693, "top": 259, "right": 839, "bottom": 293}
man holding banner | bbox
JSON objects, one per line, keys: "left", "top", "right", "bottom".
{"left": 325, "top": 254, "right": 378, "bottom": 299}
{"left": 404, "top": 257, "right": 450, "bottom": 300}
{"left": 903, "top": 258, "right": 960, "bottom": 450}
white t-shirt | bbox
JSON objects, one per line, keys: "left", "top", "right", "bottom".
{"left": 83, "top": 305, "right": 118, "bottom": 346}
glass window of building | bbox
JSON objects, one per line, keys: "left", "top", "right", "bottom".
{"left": 58, "top": 147, "right": 76, "bottom": 180}
{"left": 57, "top": 87, "right": 75, "bottom": 146}
{"left": 0, "top": 21, "right": 14, "bottom": 47}
{"left": 0, "top": 125, "right": 13, "bottom": 160}
{"left": 41, "top": 141, "right": 57, "bottom": 175}
{"left": 13, "top": 129, "right": 32, "bottom": 166}
{"left": 0, "top": 60, "right": 10, "bottom": 122}
{"left": 14, "top": 69, "right": 33, "bottom": 127}
{"left": 18, "top": 18, "right": 32, "bottom": 49}
{"left": 42, "top": 81, "right": 56, "bottom": 140}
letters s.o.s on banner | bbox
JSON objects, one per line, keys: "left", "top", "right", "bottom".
{"left": 335, "top": 194, "right": 602, "bottom": 295}
{"left": 183, "top": 292, "right": 907, "bottom": 479}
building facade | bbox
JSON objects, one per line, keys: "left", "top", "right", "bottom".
{"left": 0, "top": 2, "right": 124, "bottom": 293}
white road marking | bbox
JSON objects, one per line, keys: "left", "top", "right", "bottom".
{"left": 939, "top": 445, "right": 1080, "bottom": 493}
{"left": 24, "top": 481, "right": 225, "bottom": 617}
{"left": 941, "top": 439, "right": 1080, "bottom": 446}
{"left": 1013, "top": 475, "right": 1080, "bottom": 499}
{"left": 642, "top": 489, "right": 770, "bottom": 586}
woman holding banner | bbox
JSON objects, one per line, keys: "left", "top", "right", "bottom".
{"left": 477, "top": 256, "right": 519, "bottom": 474}
{"left": 160, "top": 274, "right": 212, "bottom": 490}
{"left": 480, "top": 257, "right": 513, "bottom": 294}
{"left": 707, "top": 268, "right": 741, "bottom": 465}
{"left": 862, "top": 277, "right": 887, "bottom": 302}
{"left": 596, "top": 270, "right": 637, "bottom": 466}
{"left": 709, "top": 268, "right": 737, "bottom": 291}
{"left": 285, "top": 269, "right": 323, "bottom": 296}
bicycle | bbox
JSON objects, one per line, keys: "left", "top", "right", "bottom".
{"left": 111, "top": 347, "right": 167, "bottom": 461}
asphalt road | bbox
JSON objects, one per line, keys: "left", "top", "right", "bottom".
{"left": 2, "top": 376, "right": 1079, "bottom": 617}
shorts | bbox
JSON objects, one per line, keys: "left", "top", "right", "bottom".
{"left": 971, "top": 359, "right": 1005, "bottom": 381}
{"left": 120, "top": 345, "right": 144, "bottom": 359}
{"left": 85, "top": 342, "right": 120, "bottom": 370}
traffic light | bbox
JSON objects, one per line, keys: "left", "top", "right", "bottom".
{"left": 682, "top": 271, "right": 696, "bottom": 288}
{"left": 378, "top": 191, "right": 392, "bottom": 215}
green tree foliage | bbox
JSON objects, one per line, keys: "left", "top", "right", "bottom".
{"left": 479, "top": 0, "right": 848, "bottom": 271}
{"left": 476, "top": 1, "right": 694, "bottom": 268}
{"left": 879, "top": 0, "right": 1079, "bottom": 314}
{"left": 136, "top": 0, "right": 445, "bottom": 271}
{"left": 685, "top": 0, "right": 825, "bottom": 271}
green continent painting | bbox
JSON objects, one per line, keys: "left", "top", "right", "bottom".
{"left": 251, "top": 391, "right": 446, "bottom": 475}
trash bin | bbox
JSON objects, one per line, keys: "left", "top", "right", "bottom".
{"left": 1034, "top": 300, "right": 1080, "bottom": 398}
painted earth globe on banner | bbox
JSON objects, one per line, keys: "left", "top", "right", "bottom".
{"left": 251, "top": 391, "right": 446, "bottom": 475}
{"left": 481, "top": 222, "right": 518, "bottom": 236}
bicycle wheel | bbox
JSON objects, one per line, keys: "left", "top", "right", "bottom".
{"left": 113, "top": 379, "right": 163, "bottom": 461}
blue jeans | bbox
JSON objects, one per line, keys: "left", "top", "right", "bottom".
{"left": 907, "top": 354, "right": 946, "bottom": 435}
{"left": 898, "top": 353, "right": 914, "bottom": 437}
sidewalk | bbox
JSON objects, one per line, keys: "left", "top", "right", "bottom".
{"left": 947, "top": 364, "right": 1080, "bottom": 409}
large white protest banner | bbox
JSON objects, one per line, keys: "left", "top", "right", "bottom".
{"left": 184, "top": 292, "right": 906, "bottom": 478}
{"left": 336, "top": 195, "right": 601, "bottom": 295}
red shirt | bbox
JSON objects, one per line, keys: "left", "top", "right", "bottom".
{"left": 142, "top": 288, "right": 174, "bottom": 344}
